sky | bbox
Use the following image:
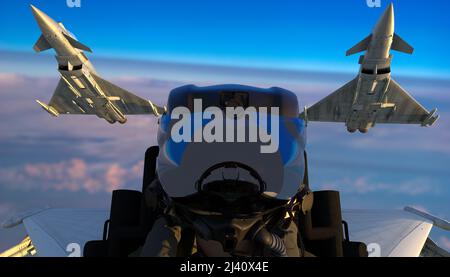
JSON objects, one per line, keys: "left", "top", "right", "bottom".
{"left": 0, "top": 0, "right": 450, "bottom": 254}
{"left": 1, "top": 0, "right": 450, "bottom": 77}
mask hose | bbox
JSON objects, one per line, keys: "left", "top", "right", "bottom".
{"left": 254, "top": 227, "right": 288, "bottom": 257}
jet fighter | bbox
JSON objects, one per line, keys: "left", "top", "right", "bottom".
{"left": 302, "top": 4, "right": 439, "bottom": 133}
{"left": 4, "top": 4, "right": 445, "bottom": 257}
{"left": 31, "top": 5, "right": 164, "bottom": 124}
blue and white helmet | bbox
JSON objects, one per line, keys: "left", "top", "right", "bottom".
{"left": 156, "top": 84, "right": 306, "bottom": 201}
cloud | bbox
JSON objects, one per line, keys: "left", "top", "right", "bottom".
{"left": 0, "top": 72, "right": 163, "bottom": 196}
{"left": 0, "top": 55, "right": 449, "bottom": 207}
{"left": 439, "top": 236, "right": 450, "bottom": 252}
{"left": 0, "top": 73, "right": 27, "bottom": 87}
{"left": 67, "top": 159, "right": 88, "bottom": 180}
{"left": 319, "top": 177, "right": 438, "bottom": 196}
{"left": 341, "top": 114, "right": 450, "bottom": 155}
{"left": 0, "top": 159, "right": 144, "bottom": 194}
{"left": 104, "top": 163, "right": 127, "bottom": 192}
{"left": 131, "top": 160, "right": 145, "bottom": 178}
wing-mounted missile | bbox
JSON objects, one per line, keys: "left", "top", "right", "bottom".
{"left": 36, "top": 100, "right": 60, "bottom": 117}
{"left": 301, "top": 4, "right": 438, "bottom": 133}
{"left": 404, "top": 206, "right": 450, "bottom": 231}
{"left": 421, "top": 108, "right": 439, "bottom": 127}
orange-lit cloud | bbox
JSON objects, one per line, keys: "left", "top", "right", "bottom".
{"left": 105, "top": 163, "right": 127, "bottom": 192}
{"left": 0, "top": 159, "right": 144, "bottom": 194}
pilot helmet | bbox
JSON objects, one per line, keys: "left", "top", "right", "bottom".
{"left": 156, "top": 84, "right": 307, "bottom": 207}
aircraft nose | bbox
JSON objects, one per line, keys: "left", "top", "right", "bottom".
{"left": 373, "top": 3, "right": 395, "bottom": 36}
{"left": 30, "top": 5, "right": 57, "bottom": 33}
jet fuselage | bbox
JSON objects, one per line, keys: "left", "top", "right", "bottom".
{"left": 346, "top": 5, "right": 396, "bottom": 133}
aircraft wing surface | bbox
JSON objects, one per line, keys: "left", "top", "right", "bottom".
{"left": 47, "top": 78, "right": 90, "bottom": 115}
{"left": 91, "top": 73, "right": 165, "bottom": 116}
{"left": 302, "top": 78, "right": 357, "bottom": 123}
{"left": 375, "top": 79, "right": 438, "bottom": 125}
{"left": 301, "top": 78, "right": 439, "bottom": 127}
{"left": 5, "top": 208, "right": 447, "bottom": 257}
{"left": 342, "top": 209, "right": 433, "bottom": 257}
{"left": 44, "top": 76, "right": 165, "bottom": 117}
{"left": 21, "top": 209, "right": 108, "bottom": 257}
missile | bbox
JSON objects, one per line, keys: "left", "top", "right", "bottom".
{"left": 36, "top": 100, "right": 60, "bottom": 117}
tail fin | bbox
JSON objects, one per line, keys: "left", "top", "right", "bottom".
{"left": 33, "top": 35, "right": 52, "bottom": 53}
{"left": 346, "top": 34, "right": 372, "bottom": 56}
{"left": 391, "top": 33, "right": 414, "bottom": 54}
{"left": 63, "top": 34, "right": 92, "bottom": 52}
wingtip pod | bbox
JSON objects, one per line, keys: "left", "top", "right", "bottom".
{"left": 148, "top": 100, "right": 167, "bottom": 116}
{"left": 300, "top": 106, "right": 308, "bottom": 126}
{"left": 404, "top": 206, "right": 450, "bottom": 231}
{"left": 36, "top": 100, "right": 60, "bottom": 117}
{"left": 421, "top": 108, "right": 439, "bottom": 127}
{"left": 1, "top": 207, "right": 50, "bottom": 229}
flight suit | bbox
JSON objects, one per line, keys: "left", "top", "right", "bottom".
{"left": 140, "top": 215, "right": 303, "bottom": 257}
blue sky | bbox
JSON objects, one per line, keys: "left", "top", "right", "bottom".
{"left": 1, "top": 0, "right": 450, "bottom": 77}
{"left": 0, "top": 0, "right": 450, "bottom": 254}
